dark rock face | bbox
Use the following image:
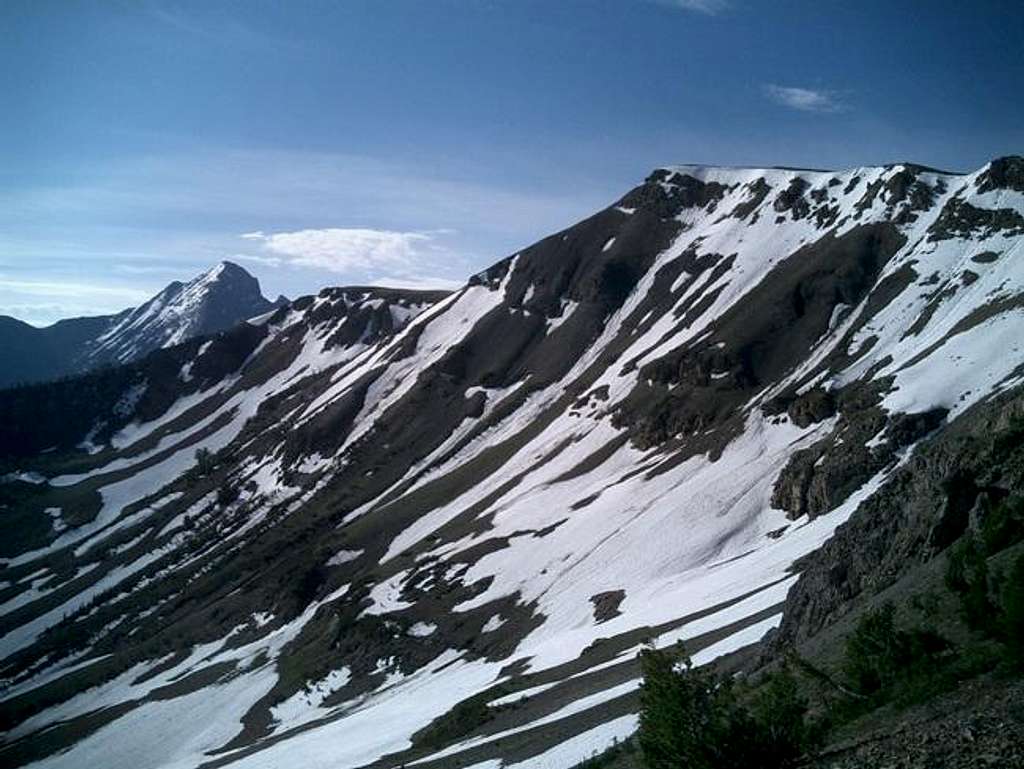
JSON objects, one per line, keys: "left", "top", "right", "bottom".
{"left": 852, "top": 165, "right": 941, "bottom": 226}
{"left": 928, "top": 198, "right": 1024, "bottom": 241}
{"left": 773, "top": 388, "right": 1024, "bottom": 647}
{"left": 886, "top": 407, "right": 948, "bottom": 449}
{"left": 886, "top": 169, "right": 936, "bottom": 224}
{"left": 629, "top": 170, "right": 731, "bottom": 217}
{"left": 976, "top": 155, "right": 1024, "bottom": 194}
{"left": 769, "top": 409, "right": 886, "bottom": 522}
{"left": 769, "top": 389, "right": 948, "bottom": 522}
{"left": 774, "top": 177, "right": 811, "bottom": 219}
{"left": 313, "top": 287, "right": 450, "bottom": 350}
{"left": 770, "top": 448, "right": 820, "bottom": 519}
{"left": 764, "top": 387, "right": 837, "bottom": 428}
{"left": 970, "top": 250, "right": 1000, "bottom": 264}
{"left": 617, "top": 223, "right": 905, "bottom": 451}
{"left": 729, "top": 177, "right": 771, "bottom": 220}
{"left": 589, "top": 590, "right": 626, "bottom": 623}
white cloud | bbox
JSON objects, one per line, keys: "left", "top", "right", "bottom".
{"left": 763, "top": 84, "right": 845, "bottom": 113}
{"left": 0, "top": 147, "right": 613, "bottom": 322}
{"left": 367, "top": 275, "right": 464, "bottom": 292}
{"left": 230, "top": 253, "right": 284, "bottom": 268}
{"left": 113, "top": 264, "right": 186, "bottom": 276}
{"left": 0, "top": 304, "right": 74, "bottom": 327}
{"left": 241, "top": 228, "right": 439, "bottom": 273}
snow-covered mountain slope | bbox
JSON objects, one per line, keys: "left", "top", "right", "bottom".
{"left": 0, "top": 262, "right": 284, "bottom": 388}
{"left": 2, "top": 157, "right": 1023, "bottom": 769}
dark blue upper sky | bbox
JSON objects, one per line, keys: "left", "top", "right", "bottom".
{"left": 2, "top": 0, "right": 1022, "bottom": 324}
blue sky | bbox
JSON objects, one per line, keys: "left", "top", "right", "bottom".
{"left": 2, "top": 0, "right": 1022, "bottom": 325}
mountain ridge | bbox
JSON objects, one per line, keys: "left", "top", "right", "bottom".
{"left": 0, "top": 155, "right": 1022, "bottom": 769}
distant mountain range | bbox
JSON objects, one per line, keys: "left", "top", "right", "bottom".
{"left": 0, "top": 262, "right": 285, "bottom": 388}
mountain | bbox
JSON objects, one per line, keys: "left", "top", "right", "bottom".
{"left": 0, "top": 262, "right": 285, "bottom": 388}
{"left": 0, "top": 315, "right": 112, "bottom": 390}
{"left": 1, "top": 157, "right": 1023, "bottom": 769}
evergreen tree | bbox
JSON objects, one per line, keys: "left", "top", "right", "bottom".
{"left": 637, "top": 644, "right": 740, "bottom": 769}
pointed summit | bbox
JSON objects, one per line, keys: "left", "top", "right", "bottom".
{"left": 81, "top": 261, "right": 279, "bottom": 368}
{"left": 0, "top": 261, "right": 284, "bottom": 386}
{"left": 204, "top": 259, "right": 255, "bottom": 282}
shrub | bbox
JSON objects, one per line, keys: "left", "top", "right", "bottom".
{"left": 981, "top": 495, "right": 1024, "bottom": 555}
{"left": 292, "top": 565, "right": 327, "bottom": 610}
{"left": 194, "top": 447, "right": 215, "bottom": 476}
{"left": 843, "top": 603, "right": 899, "bottom": 695}
{"left": 217, "top": 483, "right": 239, "bottom": 507}
{"left": 946, "top": 493, "right": 1024, "bottom": 650}
{"left": 637, "top": 644, "right": 810, "bottom": 769}
{"left": 945, "top": 534, "right": 999, "bottom": 634}
{"left": 842, "top": 602, "right": 949, "bottom": 699}
{"left": 748, "top": 668, "right": 812, "bottom": 766}
{"left": 638, "top": 644, "right": 736, "bottom": 769}
{"left": 1000, "top": 553, "right": 1024, "bottom": 669}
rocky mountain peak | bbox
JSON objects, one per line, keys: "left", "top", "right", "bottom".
{"left": 976, "top": 154, "right": 1024, "bottom": 193}
{"left": 199, "top": 259, "right": 262, "bottom": 291}
{"left": 0, "top": 262, "right": 289, "bottom": 388}
{"left": 84, "top": 261, "right": 280, "bottom": 366}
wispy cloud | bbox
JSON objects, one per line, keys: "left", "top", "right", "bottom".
{"left": 0, "top": 277, "right": 150, "bottom": 301}
{"left": 763, "top": 84, "right": 845, "bottom": 113}
{"left": 0, "top": 147, "right": 611, "bottom": 322}
{"left": 0, "top": 148, "right": 597, "bottom": 250}
{"left": 241, "top": 228, "right": 444, "bottom": 273}
{"left": 0, "top": 304, "right": 80, "bottom": 327}
{"left": 230, "top": 253, "right": 284, "bottom": 268}
{"left": 113, "top": 264, "right": 187, "bottom": 276}
{"left": 0, "top": 278, "right": 152, "bottom": 326}
{"left": 367, "top": 274, "right": 465, "bottom": 292}
{"left": 651, "top": 0, "right": 730, "bottom": 14}
{"left": 138, "top": 1, "right": 295, "bottom": 52}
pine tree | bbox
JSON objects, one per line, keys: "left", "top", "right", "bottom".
{"left": 637, "top": 643, "right": 738, "bottom": 769}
